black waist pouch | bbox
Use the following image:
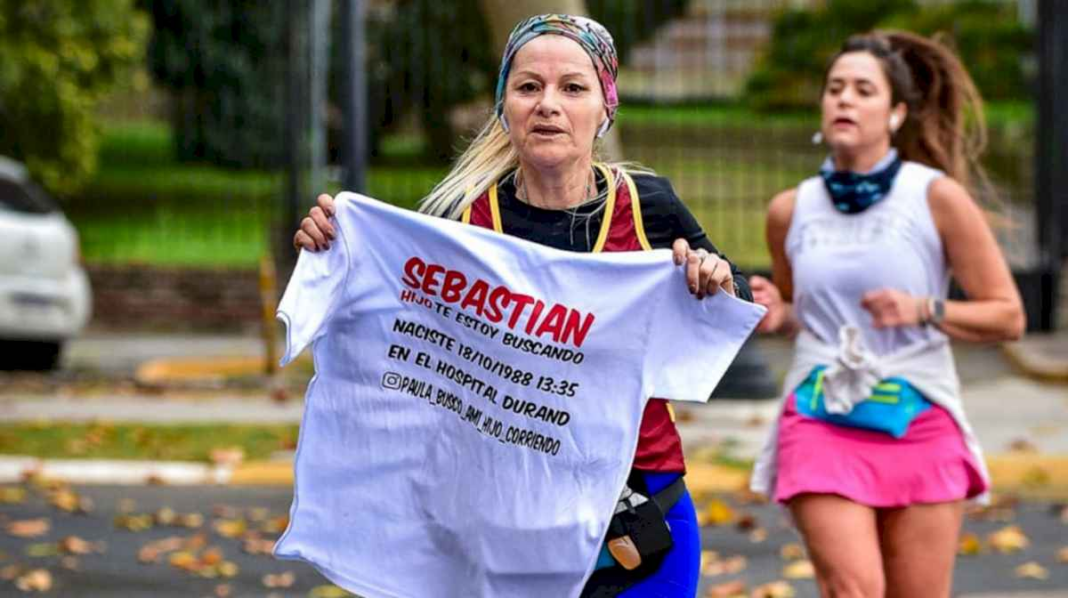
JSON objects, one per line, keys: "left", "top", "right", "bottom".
{"left": 580, "top": 471, "right": 686, "bottom": 598}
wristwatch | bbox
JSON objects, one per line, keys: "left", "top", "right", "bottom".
{"left": 927, "top": 297, "right": 946, "bottom": 326}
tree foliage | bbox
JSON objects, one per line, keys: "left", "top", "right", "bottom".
{"left": 147, "top": 0, "right": 287, "bottom": 168}
{"left": 745, "top": 0, "right": 1033, "bottom": 111}
{"left": 585, "top": 0, "right": 691, "bottom": 63}
{"left": 0, "top": 0, "right": 150, "bottom": 195}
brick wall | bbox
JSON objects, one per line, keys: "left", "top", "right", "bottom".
{"left": 87, "top": 265, "right": 265, "bottom": 331}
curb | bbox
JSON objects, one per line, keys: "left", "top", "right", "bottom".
{"left": 3, "top": 454, "right": 1068, "bottom": 497}
{"left": 1001, "top": 340, "right": 1068, "bottom": 384}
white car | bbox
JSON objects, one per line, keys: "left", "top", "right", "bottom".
{"left": 0, "top": 156, "right": 91, "bottom": 370}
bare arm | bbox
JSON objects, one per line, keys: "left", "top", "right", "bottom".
{"left": 750, "top": 189, "right": 801, "bottom": 336}
{"left": 928, "top": 177, "right": 1025, "bottom": 342}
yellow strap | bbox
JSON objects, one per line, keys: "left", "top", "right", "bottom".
{"left": 488, "top": 183, "right": 503, "bottom": 232}
{"left": 591, "top": 163, "right": 617, "bottom": 253}
{"left": 461, "top": 205, "right": 472, "bottom": 224}
{"left": 623, "top": 172, "right": 653, "bottom": 251}
{"left": 665, "top": 402, "right": 676, "bottom": 423}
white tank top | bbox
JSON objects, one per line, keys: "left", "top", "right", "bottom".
{"left": 785, "top": 161, "right": 949, "bottom": 356}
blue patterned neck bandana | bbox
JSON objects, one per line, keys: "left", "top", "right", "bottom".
{"left": 820, "top": 149, "right": 903, "bottom": 214}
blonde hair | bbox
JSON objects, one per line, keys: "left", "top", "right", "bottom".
{"left": 418, "top": 115, "right": 652, "bottom": 219}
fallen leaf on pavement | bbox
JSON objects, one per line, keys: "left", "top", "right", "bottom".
{"left": 260, "top": 515, "right": 289, "bottom": 534}
{"left": 114, "top": 513, "right": 154, "bottom": 532}
{"left": 1057, "top": 547, "right": 1068, "bottom": 563}
{"left": 49, "top": 488, "right": 91, "bottom": 514}
{"left": 6, "top": 519, "right": 50, "bottom": 539}
{"left": 1, "top": 564, "right": 24, "bottom": 580}
{"left": 735, "top": 514, "right": 758, "bottom": 531}
{"left": 242, "top": 534, "right": 275, "bottom": 556}
{"left": 1015, "top": 561, "right": 1049, "bottom": 580}
{"left": 308, "top": 585, "right": 352, "bottom": 597}
{"left": 750, "top": 580, "right": 795, "bottom": 598}
{"left": 703, "top": 555, "right": 747, "bottom": 577}
{"left": 137, "top": 536, "right": 186, "bottom": 564}
{"left": 59, "top": 536, "right": 104, "bottom": 555}
{"left": 213, "top": 518, "right": 248, "bottom": 539}
{"left": 988, "top": 525, "right": 1030, "bottom": 553}
{"left": 59, "top": 556, "right": 79, "bottom": 571}
{"left": 0, "top": 487, "right": 27, "bottom": 504}
{"left": 248, "top": 508, "right": 270, "bottom": 522}
{"left": 749, "top": 528, "right": 768, "bottom": 543}
{"left": 14, "top": 568, "right": 52, "bottom": 592}
{"left": 178, "top": 513, "right": 205, "bottom": 528}
{"left": 779, "top": 543, "right": 805, "bottom": 561}
{"left": 958, "top": 533, "right": 983, "bottom": 556}
{"left": 699, "top": 499, "right": 735, "bottom": 527}
{"left": 263, "top": 571, "right": 296, "bottom": 588}
{"left": 200, "top": 547, "right": 223, "bottom": 566}
{"left": 217, "top": 561, "right": 239, "bottom": 578}
{"left": 154, "top": 507, "right": 177, "bottom": 526}
{"left": 782, "top": 559, "right": 815, "bottom": 579}
{"left": 705, "top": 580, "right": 747, "bottom": 598}
{"left": 169, "top": 551, "right": 199, "bottom": 572}
{"left": 212, "top": 505, "right": 240, "bottom": 519}
{"left": 118, "top": 499, "right": 137, "bottom": 514}
{"left": 214, "top": 584, "right": 232, "bottom": 598}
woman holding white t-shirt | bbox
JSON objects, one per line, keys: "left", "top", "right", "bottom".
{"left": 295, "top": 14, "right": 751, "bottom": 597}
{"left": 748, "top": 31, "right": 1024, "bottom": 598}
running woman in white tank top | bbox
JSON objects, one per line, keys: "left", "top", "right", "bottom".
{"left": 749, "top": 31, "right": 1024, "bottom": 598}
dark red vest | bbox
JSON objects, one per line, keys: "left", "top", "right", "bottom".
{"left": 462, "top": 165, "right": 685, "bottom": 473}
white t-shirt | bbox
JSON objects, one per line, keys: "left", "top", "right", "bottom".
{"left": 274, "top": 192, "right": 765, "bottom": 598}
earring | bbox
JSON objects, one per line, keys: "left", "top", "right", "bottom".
{"left": 889, "top": 114, "right": 899, "bottom": 132}
{"left": 811, "top": 131, "right": 823, "bottom": 145}
{"left": 596, "top": 120, "right": 609, "bottom": 138}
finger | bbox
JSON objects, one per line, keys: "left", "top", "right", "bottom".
{"left": 696, "top": 255, "right": 721, "bottom": 298}
{"left": 310, "top": 206, "right": 336, "bottom": 240}
{"left": 672, "top": 238, "right": 691, "bottom": 266}
{"left": 317, "top": 194, "right": 336, "bottom": 217}
{"left": 293, "top": 230, "right": 316, "bottom": 252}
{"left": 685, "top": 252, "right": 703, "bottom": 295}
{"left": 749, "top": 275, "right": 769, "bottom": 291}
{"left": 301, "top": 217, "right": 328, "bottom": 250}
{"left": 704, "top": 261, "right": 732, "bottom": 297}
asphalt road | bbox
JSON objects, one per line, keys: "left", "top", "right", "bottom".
{"left": 1, "top": 485, "right": 1066, "bottom": 597}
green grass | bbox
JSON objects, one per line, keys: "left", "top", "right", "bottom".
{"left": 0, "top": 422, "right": 299, "bottom": 462}
{"left": 69, "top": 121, "right": 446, "bottom": 267}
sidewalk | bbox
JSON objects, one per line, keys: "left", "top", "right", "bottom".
{"left": 1, "top": 330, "right": 1066, "bottom": 492}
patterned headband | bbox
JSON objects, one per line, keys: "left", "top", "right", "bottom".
{"left": 494, "top": 14, "right": 620, "bottom": 137}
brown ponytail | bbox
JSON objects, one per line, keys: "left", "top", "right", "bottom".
{"left": 827, "top": 30, "right": 989, "bottom": 191}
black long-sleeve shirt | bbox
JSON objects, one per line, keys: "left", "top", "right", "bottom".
{"left": 492, "top": 171, "right": 753, "bottom": 301}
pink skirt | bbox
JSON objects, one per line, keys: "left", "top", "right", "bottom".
{"left": 774, "top": 396, "right": 987, "bottom": 507}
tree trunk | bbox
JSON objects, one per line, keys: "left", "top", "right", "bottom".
{"left": 478, "top": 0, "right": 623, "bottom": 162}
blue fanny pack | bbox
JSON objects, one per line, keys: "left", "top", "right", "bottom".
{"left": 793, "top": 366, "right": 932, "bottom": 438}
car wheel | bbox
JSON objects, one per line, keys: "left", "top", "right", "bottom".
{"left": 0, "top": 341, "right": 63, "bottom": 371}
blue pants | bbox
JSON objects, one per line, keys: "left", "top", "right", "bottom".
{"left": 586, "top": 472, "right": 701, "bottom": 597}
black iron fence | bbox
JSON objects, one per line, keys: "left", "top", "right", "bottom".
{"left": 70, "top": 0, "right": 1058, "bottom": 328}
